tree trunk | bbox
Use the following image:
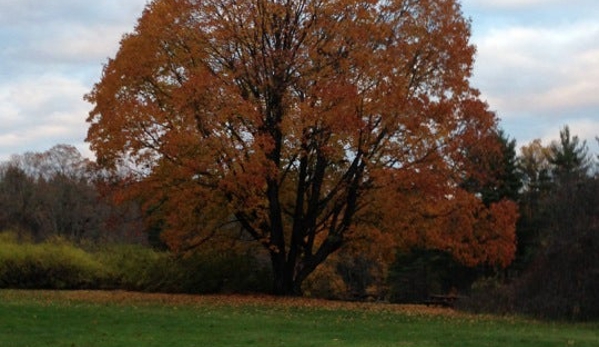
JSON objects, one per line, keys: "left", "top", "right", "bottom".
{"left": 270, "top": 238, "right": 344, "bottom": 296}
{"left": 271, "top": 253, "right": 302, "bottom": 296}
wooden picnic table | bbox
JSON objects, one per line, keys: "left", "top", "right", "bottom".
{"left": 423, "top": 294, "right": 460, "bottom": 308}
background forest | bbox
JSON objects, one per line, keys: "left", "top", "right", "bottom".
{"left": 1, "top": 126, "right": 598, "bottom": 320}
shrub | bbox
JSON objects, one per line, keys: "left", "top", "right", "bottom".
{"left": 0, "top": 232, "right": 108, "bottom": 289}
{"left": 457, "top": 276, "right": 513, "bottom": 315}
{"left": 388, "top": 249, "right": 478, "bottom": 304}
{"left": 0, "top": 231, "right": 272, "bottom": 294}
{"left": 176, "top": 250, "right": 272, "bottom": 294}
{"left": 95, "top": 244, "right": 272, "bottom": 294}
{"left": 94, "top": 244, "right": 174, "bottom": 291}
{"left": 302, "top": 261, "right": 347, "bottom": 300}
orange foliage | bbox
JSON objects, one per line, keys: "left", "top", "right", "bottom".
{"left": 86, "top": 0, "right": 517, "bottom": 294}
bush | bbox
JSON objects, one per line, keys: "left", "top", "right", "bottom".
{"left": 98, "top": 246, "right": 272, "bottom": 294}
{"left": 457, "top": 277, "right": 513, "bottom": 315}
{"left": 388, "top": 249, "right": 478, "bottom": 304}
{"left": 0, "top": 232, "right": 108, "bottom": 289}
{"left": 302, "top": 261, "right": 347, "bottom": 300}
{"left": 94, "top": 244, "right": 175, "bottom": 291}
{"left": 172, "top": 250, "right": 272, "bottom": 294}
{"left": 0, "top": 231, "right": 272, "bottom": 294}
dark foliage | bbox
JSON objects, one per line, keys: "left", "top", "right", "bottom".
{"left": 388, "top": 249, "right": 478, "bottom": 303}
{"left": 511, "top": 178, "right": 599, "bottom": 320}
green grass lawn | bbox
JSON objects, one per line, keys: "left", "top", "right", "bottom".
{"left": 0, "top": 290, "right": 597, "bottom": 347}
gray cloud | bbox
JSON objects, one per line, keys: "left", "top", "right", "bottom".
{"left": 0, "top": 74, "right": 91, "bottom": 156}
{"left": 465, "top": 0, "right": 597, "bottom": 11}
{"left": 462, "top": 0, "right": 599, "bottom": 153}
{"left": 475, "top": 22, "right": 599, "bottom": 116}
{"left": 0, "top": 0, "right": 148, "bottom": 160}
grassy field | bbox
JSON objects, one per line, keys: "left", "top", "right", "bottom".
{"left": 0, "top": 290, "right": 597, "bottom": 347}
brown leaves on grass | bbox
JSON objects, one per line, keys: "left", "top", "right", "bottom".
{"left": 1, "top": 290, "right": 461, "bottom": 318}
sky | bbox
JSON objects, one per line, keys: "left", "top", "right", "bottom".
{"left": 1, "top": 0, "right": 598, "bottom": 161}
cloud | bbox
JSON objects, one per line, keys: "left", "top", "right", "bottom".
{"left": 18, "top": 24, "right": 130, "bottom": 66}
{"left": 458, "top": 0, "right": 599, "bottom": 154}
{"left": 465, "top": 0, "right": 595, "bottom": 11}
{"left": 0, "top": 1, "right": 147, "bottom": 26}
{"left": 473, "top": 21, "right": 599, "bottom": 119}
{"left": 0, "top": 73, "right": 91, "bottom": 159}
{"left": 0, "top": 1, "right": 147, "bottom": 76}
{"left": 0, "top": 0, "right": 148, "bottom": 160}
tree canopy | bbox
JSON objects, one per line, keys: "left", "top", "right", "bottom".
{"left": 86, "top": 0, "right": 517, "bottom": 295}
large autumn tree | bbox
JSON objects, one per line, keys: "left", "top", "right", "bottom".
{"left": 86, "top": 0, "right": 517, "bottom": 295}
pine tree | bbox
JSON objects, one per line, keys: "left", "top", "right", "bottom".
{"left": 548, "top": 126, "right": 591, "bottom": 185}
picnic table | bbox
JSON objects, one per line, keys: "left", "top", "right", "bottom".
{"left": 423, "top": 294, "right": 460, "bottom": 308}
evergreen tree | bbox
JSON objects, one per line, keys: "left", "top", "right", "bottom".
{"left": 548, "top": 126, "right": 591, "bottom": 185}
{"left": 481, "top": 130, "right": 523, "bottom": 205}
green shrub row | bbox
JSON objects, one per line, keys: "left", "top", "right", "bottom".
{"left": 0, "top": 231, "right": 271, "bottom": 294}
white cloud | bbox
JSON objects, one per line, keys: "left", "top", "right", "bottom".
{"left": 0, "top": 1, "right": 147, "bottom": 27}
{"left": 473, "top": 21, "right": 599, "bottom": 120}
{"left": 459, "top": 0, "right": 599, "bottom": 154}
{"left": 0, "top": 1, "right": 147, "bottom": 73}
{"left": 465, "top": 0, "right": 593, "bottom": 10}
{"left": 11, "top": 76, "right": 84, "bottom": 113}
{"left": 0, "top": 0, "right": 148, "bottom": 160}
{"left": 21, "top": 24, "right": 129, "bottom": 66}
{"left": 0, "top": 74, "right": 91, "bottom": 160}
